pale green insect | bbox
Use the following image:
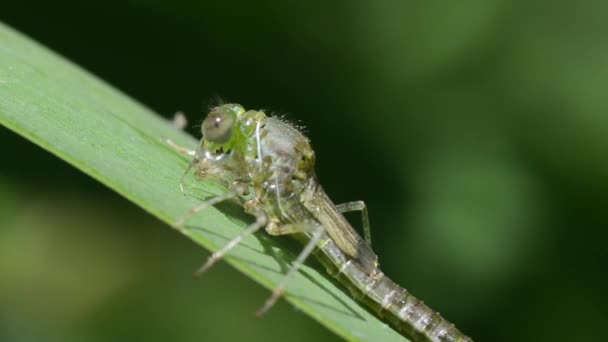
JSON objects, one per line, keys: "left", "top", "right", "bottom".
{"left": 165, "top": 104, "right": 473, "bottom": 342}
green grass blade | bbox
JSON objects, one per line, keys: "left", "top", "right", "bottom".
{"left": 0, "top": 22, "right": 407, "bottom": 341}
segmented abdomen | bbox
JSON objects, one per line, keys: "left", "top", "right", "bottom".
{"left": 314, "top": 235, "right": 473, "bottom": 342}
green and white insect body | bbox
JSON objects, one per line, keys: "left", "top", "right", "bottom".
{"left": 168, "top": 104, "right": 472, "bottom": 342}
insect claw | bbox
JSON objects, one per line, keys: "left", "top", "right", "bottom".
{"left": 193, "top": 257, "right": 216, "bottom": 277}
{"left": 255, "top": 288, "right": 284, "bottom": 318}
{"left": 192, "top": 267, "right": 206, "bottom": 278}
{"left": 254, "top": 310, "right": 265, "bottom": 319}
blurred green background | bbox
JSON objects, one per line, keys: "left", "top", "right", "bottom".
{"left": 1, "top": 1, "right": 607, "bottom": 341}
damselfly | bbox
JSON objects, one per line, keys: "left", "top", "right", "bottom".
{"left": 164, "top": 104, "right": 472, "bottom": 342}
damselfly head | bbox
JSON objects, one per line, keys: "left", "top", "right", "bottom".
{"left": 194, "top": 104, "right": 266, "bottom": 186}
{"left": 202, "top": 104, "right": 244, "bottom": 144}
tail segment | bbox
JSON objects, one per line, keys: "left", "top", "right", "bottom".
{"left": 368, "top": 273, "right": 472, "bottom": 342}
{"left": 314, "top": 237, "right": 473, "bottom": 341}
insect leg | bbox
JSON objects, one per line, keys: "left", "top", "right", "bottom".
{"left": 256, "top": 224, "right": 324, "bottom": 317}
{"left": 194, "top": 212, "right": 268, "bottom": 276}
{"left": 175, "top": 191, "right": 237, "bottom": 228}
{"left": 335, "top": 201, "right": 372, "bottom": 247}
{"left": 160, "top": 136, "right": 199, "bottom": 192}
{"left": 161, "top": 137, "right": 196, "bottom": 157}
{"left": 265, "top": 222, "right": 317, "bottom": 236}
{"left": 171, "top": 111, "right": 188, "bottom": 130}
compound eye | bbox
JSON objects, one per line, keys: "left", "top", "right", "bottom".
{"left": 202, "top": 110, "right": 235, "bottom": 144}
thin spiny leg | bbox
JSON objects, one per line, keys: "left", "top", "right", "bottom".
{"left": 178, "top": 158, "right": 198, "bottom": 193}
{"left": 265, "top": 222, "right": 317, "bottom": 236}
{"left": 160, "top": 137, "right": 198, "bottom": 193}
{"left": 194, "top": 213, "right": 268, "bottom": 276}
{"left": 175, "top": 191, "right": 237, "bottom": 228}
{"left": 336, "top": 201, "right": 372, "bottom": 247}
{"left": 274, "top": 175, "right": 287, "bottom": 219}
{"left": 256, "top": 225, "right": 324, "bottom": 317}
{"left": 255, "top": 118, "right": 263, "bottom": 171}
{"left": 161, "top": 137, "right": 196, "bottom": 157}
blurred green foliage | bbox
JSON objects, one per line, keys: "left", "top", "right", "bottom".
{"left": 1, "top": 1, "right": 607, "bottom": 341}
